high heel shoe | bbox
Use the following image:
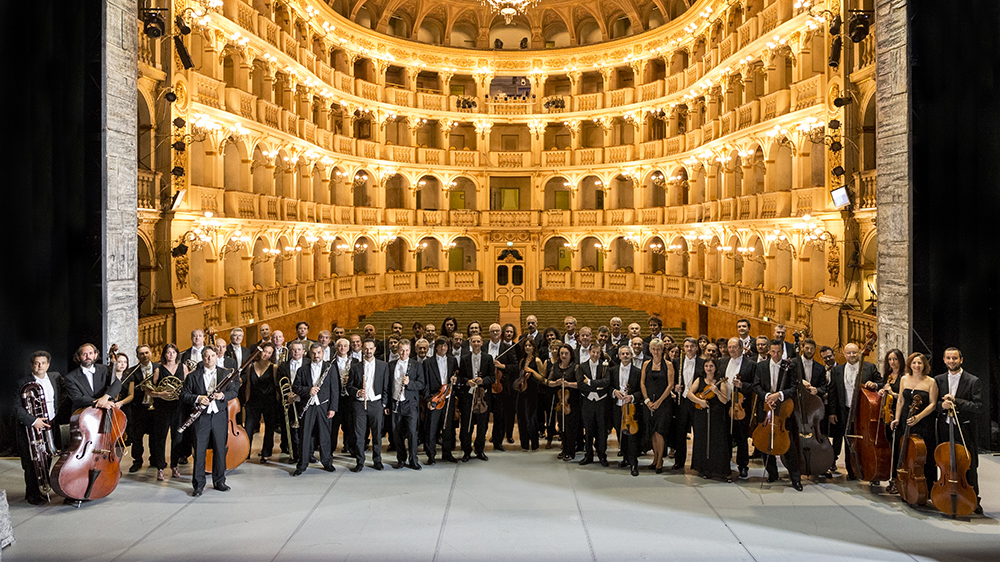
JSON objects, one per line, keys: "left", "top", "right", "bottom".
{"left": 156, "top": 469, "right": 165, "bottom": 481}
{"left": 171, "top": 467, "right": 181, "bottom": 478}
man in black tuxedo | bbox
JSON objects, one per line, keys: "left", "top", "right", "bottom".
{"left": 577, "top": 345, "right": 611, "bottom": 467}
{"left": 129, "top": 344, "right": 160, "bottom": 473}
{"left": 14, "top": 351, "right": 63, "bottom": 505}
{"left": 225, "top": 327, "right": 252, "bottom": 370}
{"left": 610, "top": 346, "right": 642, "bottom": 476}
{"left": 213, "top": 338, "right": 239, "bottom": 371}
{"left": 180, "top": 329, "right": 208, "bottom": 369}
{"left": 291, "top": 343, "right": 338, "bottom": 475}
{"left": 292, "top": 321, "right": 314, "bottom": 350}
{"left": 524, "top": 315, "right": 545, "bottom": 359}
{"left": 64, "top": 343, "right": 121, "bottom": 412}
{"left": 642, "top": 315, "right": 665, "bottom": 357}
{"left": 424, "top": 338, "right": 459, "bottom": 464}
{"left": 772, "top": 324, "right": 797, "bottom": 360}
{"left": 485, "top": 323, "right": 516, "bottom": 451}
{"left": 722, "top": 337, "right": 755, "bottom": 479}
{"left": 329, "top": 338, "right": 358, "bottom": 458}
{"left": 275, "top": 341, "right": 305, "bottom": 463}
{"left": 363, "top": 324, "right": 386, "bottom": 359}
{"left": 608, "top": 317, "right": 628, "bottom": 351}
{"left": 180, "top": 347, "right": 239, "bottom": 496}
{"left": 935, "top": 347, "right": 984, "bottom": 514}
{"left": 671, "top": 337, "right": 704, "bottom": 471}
{"left": 828, "top": 342, "right": 880, "bottom": 480}
{"left": 736, "top": 319, "right": 756, "bottom": 360}
{"left": 458, "top": 334, "right": 495, "bottom": 461}
{"left": 751, "top": 340, "right": 802, "bottom": 490}
{"left": 347, "top": 339, "right": 390, "bottom": 472}
{"left": 389, "top": 340, "right": 425, "bottom": 470}
{"left": 794, "top": 338, "right": 828, "bottom": 401}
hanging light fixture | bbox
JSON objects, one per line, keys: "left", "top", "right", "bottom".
{"left": 483, "top": 0, "right": 537, "bottom": 25}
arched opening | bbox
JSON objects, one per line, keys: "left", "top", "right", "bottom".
{"left": 609, "top": 237, "right": 634, "bottom": 272}
{"left": 800, "top": 242, "right": 827, "bottom": 297}
{"left": 544, "top": 176, "right": 572, "bottom": 210}
{"left": 644, "top": 170, "right": 666, "bottom": 208}
{"left": 223, "top": 141, "right": 244, "bottom": 192}
{"left": 766, "top": 237, "right": 793, "bottom": 292}
{"left": 251, "top": 145, "right": 270, "bottom": 195}
{"left": 667, "top": 237, "right": 688, "bottom": 277}
{"left": 769, "top": 143, "right": 793, "bottom": 192}
{"left": 416, "top": 237, "right": 442, "bottom": 270}
{"left": 706, "top": 236, "right": 722, "bottom": 282}
{"left": 138, "top": 235, "right": 154, "bottom": 317}
{"left": 645, "top": 236, "right": 666, "bottom": 274}
{"left": 223, "top": 243, "right": 249, "bottom": 294}
{"left": 449, "top": 176, "right": 476, "bottom": 209}
{"left": 417, "top": 175, "right": 442, "bottom": 209}
{"left": 385, "top": 238, "right": 407, "bottom": 272}
{"left": 450, "top": 22, "right": 478, "bottom": 48}
{"left": 188, "top": 242, "right": 216, "bottom": 300}
{"left": 353, "top": 236, "right": 372, "bottom": 274}
{"left": 417, "top": 17, "right": 444, "bottom": 45}
{"left": 137, "top": 92, "right": 153, "bottom": 171}
{"left": 577, "top": 18, "right": 602, "bottom": 45}
{"left": 690, "top": 166, "right": 706, "bottom": 204}
{"left": 451, "top": 236, "right": 477, "bottom": 271}
{"left": 741, "top": 236, "right": 764, "bottom": 288}
{"left": 668, "top": 167, "right": 689, "bottom": 206}
{"left": 862, "top": 94, "right": 877, "bottom": 171}
{"left": 274, "top": 235, "right": 296, "bottom": 286}
{"left": 578, "top": 175, "right": 604, "bottom": 210}
{"left": 612, "top": 174, "right": 634, "bottom": 208}
{"left": 353, "top": 169, "right": 373, "bottom": 207}
{"left": 609, "top": 15, "right": 633, "bottom": 39}
{"left": 385, "top": 173, "right": 408, "bottom": 209}
{"left": 330, "top": 166, "right": 347, "bottom": 205}
{"left": 750, "top": 147, "right": 765, "bottom": 195}
{"left": 861, "top": 232, "right": 878, "bottom": 314}
{"left": 579, "top": 236, "right": 604, "bottom": 271}
{"left": 251, "top": 237, "right": 274, "bottom": 289}
{"left": 489, "top": 15, "right": 530, "bottom": 50}
{"left": 543, "top": 236, "right": 572, "bottom": 270}
{"left": 542, "top": 11, "right": 570, "bottom": 47}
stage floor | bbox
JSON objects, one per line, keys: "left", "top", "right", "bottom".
{"left": 2, "top": 436, "right": 999, "bottom": 561}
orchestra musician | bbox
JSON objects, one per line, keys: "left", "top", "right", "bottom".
{"left": 458, "top": 334, "right": 495, "bottom": 461}
{"left": 389, "top": 340, "right": 424, "bottom": 470}
{"left": 330, "top": 338, "right": 358, "bottom": 459}
{"left": 548, "top": 343, "right": 580, "bottom": 462}
{"left": 293, "top": 321, "right": 314, "bottom": 350}
{"left": 610, "top": 345, "right": 642, "bottom": 476}
{"left": 772, "top": 325, "right": 798, "bottom": 360}
{"left": 291, "top": 343, "right": 338, "bottom": 475}
{"left": 890, "top": 352, "right": 938, "bottom": 493}
{"left": 689, "top": 359, "right": 731, "bottom": 482}
{"left": 828, "top": 343, "right": 881, "bottom": 481}
{"left": 348, "top": 339, "right": 390, "bottom": 472}
{"left": 128, "top": 344, "right": 158, "bottom": 474}
{"left": 64, "top": 343, "right": 121, "bottom": 413}
{"left": 214, "top": 338, "right": 238, "bottom": 371}
{"left": 179, "top": 329, "right": 207, "bottom": 368}
{"left": 672, "top": 338, "right": 705, "bottom": 472}
{"left": 424, "top": 338, "right": 459, "bottom": 464}
{"left": 147, "top": 344, "right": 187, "bottom": 481}
{"left": 934, "top": 347, "right": 983, "bottom": 514}
{"left": 180, "top": 347, "right": 239, "bottom": 496}
{"left": 498, "top": 323, "right": 521, "bottom": 447}
{"left": 225, "top": 327, "right": 251, "bottom": 371}
{"left": 14, "top": 351, "right": 63, "bottom": 505}
{"left": 244, "top": 342, "right": 279, "bottom": 464}
{"left": 736, "top": 319, "right": 756, "bottom": 360}
{"left": 253, "top": 323, "right": 272, "bottom": 349}
{"left": 577, "top": 345, "right": 611, "bottom": 467}
{"left": 515, "top": 337, "right": 547, "bottom": 452}
{"left": 524, "top": 315, "right": 545, "bottom": 359}
{"left": 640, "top": 339, "right": 674, "bottom": 473}
{"left": 722, "top": 337, "right": 755, "bottom": 480}
{"left": 276, "top": 341, "right": 305, "bottom": 462}
{"left": 485, "top": 323, "right": 515, "bottom": 451}
{"left": 270, "top": 330, "right": 288, "bottom": 365}
{"left": 880, "top": 348, "right": 906, "bottom": 492}
{"left": 752, "top": 340, "right": 803, "bottom": 491}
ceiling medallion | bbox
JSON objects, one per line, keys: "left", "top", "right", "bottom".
{"left": 484, "top": 0, "right": 536, "bottom": 25}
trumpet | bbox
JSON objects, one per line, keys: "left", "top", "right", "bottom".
{"left": 21, "top": 381, "right": 57, "bottom": 501}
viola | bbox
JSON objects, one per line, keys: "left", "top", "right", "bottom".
{"left": 882, "top": 373, "right": 898, "bottom": 424}
{"left": 895, "top": 394, "right": 928, "bottom": 506}
{"left": 205, "top": 398, "right": 250, "bottom": 471}
{"left": 472, "top": 367, "right": 489, "bottom": 415}
{"left": 621, "top": 384, "right": 639, "bottom": 435}
{"left": 492, "top": 367, "right": 504, "bottom": 394}
{"left": 51, "top": 405, "right": 127, "bottom": 503}
{"left": 731, "top": 389, "right": 746, "bottom": 421}
{"left": 752, "top": 359, "right": 794, "bottom": 456}
{"left": 930, "top": 406, "right": 977, "bottom": 518}
{"left": 429, "top": 384, "right": 452, "bottom": 410}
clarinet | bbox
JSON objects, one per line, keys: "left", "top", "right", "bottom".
{"left": 299, "top": 362, "right": 335, "bottom": 421}
{"left": 178, "top": 367, "right": 239, "bottom": 433}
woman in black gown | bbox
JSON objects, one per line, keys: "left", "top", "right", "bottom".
{"left": 689, "top": 359, "right": 732, "bottom": 482}
{"left": 879, "top": 348, "right": 905, "bottom": 493}
{"left": 515, "top": 337, "right": 547, "bottom": 451}
{"left": 640, "top": 339, "right": 674, "bottom": 473}
{"left": 890, "top": 352, "right": 939, "bottom": 495}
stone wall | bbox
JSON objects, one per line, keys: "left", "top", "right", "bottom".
{"left": 104, "top": 0, "right": 139, "bottom": 356}
{"left": 875, "top": 0, "right": 911, "bottom": 353}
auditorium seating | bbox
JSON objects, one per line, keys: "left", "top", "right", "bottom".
{"left": 520, "top": 301, "right": 688, "bottom": 341}
{"left": 352, "top": 301, "right": 500, "bottom": 336}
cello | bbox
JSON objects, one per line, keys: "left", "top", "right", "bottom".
{"left": 844, "top": 331, "right": 892, "bottom": 483}
{"left": 752, "top": 359, "right": 794, "bottom": 456}
{"left": 204, "top": 347, "right": 258, "bottom": 471}
{"left": 785, "top": 331, "right": 835, "bottom": 475}
{"left": 895, "top": 394, "right": 928, "bottom": 506}
{"left": 930, "top": 405, "right": 977, "bottom": 518}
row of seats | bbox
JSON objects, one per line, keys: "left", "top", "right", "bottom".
{"left": 520, "top": 301, "right": 691, "bottom": 342}
{"left": 353, "top": 301, "right": 500, "bottom": 336}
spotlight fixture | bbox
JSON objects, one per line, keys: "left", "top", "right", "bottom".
{"left": 828, "top": 119, "right": 841, "bottom": 130}
{"left": 832, "top": 165, "right": 845, "bottom": 177}
{"left": 848, "top": 11, "right": 872, "bottom": 43}
{"left": 174, "top": 35, "right": 195, "bottom": 70}
{"left": 174, "top": 15, "right": 191, "bottom": 35}
{"left": 833, "top": 95, "right": 853, "bottom": 107}
{"left": 171, "top": 140, "right": 186, "bottom": 152}
{"left": 164, "top": 91, "right": 177, "bottom": 102}
{"left": 171, "top": 242, "right": 189, "bottom": 258}
{"left": 829, "top": 14, "right": 842, "bottom": 36}
{"left": 829, "top": 141, "right": 843, "bottom": 152}
{"left": 142, "top": 9, "right": 166, "bottom": 38}
{"left": 171, "top": 166, "right": 185, "bottom": 177}
{"left": 173, "top": 117, "right": 186, "bottom": 128}
{"left": 828, "top": 36, "right": 842, "bottom": 68}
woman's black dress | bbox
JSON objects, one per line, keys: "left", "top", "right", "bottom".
{"left": 690, "top": 378, "right": 732, "bottom": 478}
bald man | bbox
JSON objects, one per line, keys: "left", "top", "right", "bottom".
{"left": 828, "top": 343, "right": 881, "bottom": 480}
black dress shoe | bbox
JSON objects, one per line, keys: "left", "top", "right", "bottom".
{"left": 215, "top": 483, "right": 231, "bottom": 492}
{"left": 323, "top": 464, "right": 336, "bottom": 472}
{"left": 309, "top": 455, "right": 318, "bottom": 464}
{"left": 442, "top": 455, "right": 458, "bottom": 463}
{"left": 506, "top": 438, "right": 514, "bottom": 444}
{"left": 767, "top": 475, "right": 778, "bottom": 483}
{"left": 373, "top": 462, "right": 384, "bottom": 471}
{"left": 192, "top": 488, "right": 203, "bottom": 497}
{"left": 579, "top": 456, "right": 593, "bottom": 466}
{"left": 129, "top": 463, "right": 142, "bottom": 473}
{"left": 975, "top": 505, "right": 984, "bottom": 515}
{"left": 739, "top": 467, "right": 749, "bottom": 480}
{"left": 618, "top": 460, "right": 629, "bottom": 468}
{"left": 178, "top": 457, "right": 189, "bottom": 465}
{"left": 599, "top": 458, "right": 609, "bottom": 467}
{"left": 475, "top": 453, "right": 489, "bottom": 461}
{"left": 26, "top": 496, "right": 46, "bottom": 506}
{"left": 655, "top": 467, "right": 663, "bottom": 474}
{"left": 557, "top": 452, "right": 566, "bottom": 460}
{"left": 292, "top": 468, "right": 304, "bottom": 477}
{"left": 393, "top": 462, "right": 405, "bottom": 470}
{"left": 670, "top": 464, "right": 683, "bottom": 471}
{"left": 426, "top": 458, "right": 437, "bottom": 465}
{"left": 461, "top": 453, "right": 471, "bottom": 462}
{"left": 631, "top": 465, "right": 639, "bottom": 477}
{"left": 407, "top": 462, "right": 422, "bottom": 471}
{"left": 350, "top": 463, "right": 363, "bottom": 473}
{"left": 792, "top": 481, "right": 803, "bottom": 491}
{"left": 494, "top": 444, "right": 506, "bottom": 452}
{"left": 563, "top": 455, "right": 575, "bottom": 462}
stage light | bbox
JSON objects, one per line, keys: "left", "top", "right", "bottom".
{"left": 832, "top": 165, "right": 845, "bottom": 176}
{"left": 174, "top": 35, "right": 195, "bottom": 70}
{"left": 142, "top": 10, "right": 165, "bottom": 38}
{"left": 829, "top": 15, "right": 842, "bottom": 36}
{"left": 175, "top": 15, "right": 191, "bottom": 35}
{"left": 171, "top": 166, "right": 185, "bottom": 177}
{"left": 828, "top": 36, "right": 842, "bottom": 68}
{"left": 828, "top": 119, "right": 841, "bottom": 130}
{"left": 848, "top": 12, "right": 871, "bottom": 43}
{"left": 833, "top": 95, "right": 853, "bottom": 107}
{"left": 171, "top": 141, "right": 186, "bottom": 152}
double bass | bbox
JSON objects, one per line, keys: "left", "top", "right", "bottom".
{"left": 930, "top": 405, "right": 977, "bottom": 518}
{"left": 786, "top": 331, "right": 835, "bottom": 476}
{"left": 201, "top": 346, "right": 257, "bottom": 471}
{"left": 895, "top": 394, "right": 928, "bottom": 506}
{"left": 752, "top": 359, "right": 794, "bottom": 456}
{"left": 844, "top": 331, "right": 891, "bottom": 483}
{"left": 51, "top": 344, "right": 128, "bottom": 505}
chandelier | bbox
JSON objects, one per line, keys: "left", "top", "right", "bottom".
{"left": 484, "top": 0, "right": 536, "bottom": 25}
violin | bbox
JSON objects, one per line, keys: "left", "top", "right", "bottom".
{"left": 845, "top": 331, "right": 892, "bottom": 482}
{"left": 694, "top": 380, "right": 718, "bottom": 409}
{"left": 882, "top": 372, "right": 899, "bottom": 424}
{"left": 621, "top": 383, "right": 639, "bottom": 435}
{"left": 471, "top": 367, "right": 489, "bottom": 415}
{"left": 930, "top": 405, "right": 977, "bottom": 517}
{"left": 492, "top": 367, "right": 504, "bottom": 394}
{"left": 513, "top": 357, "right": 538, "bottom": 393}
{"left": 895, "top": 394, "right": 928, "bottom": 506}
{"left": 429, "top": 383, "right": 452, "bottom": 410}
{"left": 752, "top": 359, "right": 793, "bottom": 456}
{"left": 51, "top": 405, "right": 128, "bottom": 503}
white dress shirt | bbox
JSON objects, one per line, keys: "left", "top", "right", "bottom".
{"left": 801, "top": 357, "right": 815, "bottom": 384}
{"left": 82, "top": 365, "right": 96, "bottom": 393}
{"left": 351, "top": 350, "right": 362, "bottom": 362}
{"left": 586, "top": 360, "right": 604, "bottom": 401}
{"left": 564, "top": 333, "right": 577, "bottom": 349}
{"left": 231, "top": 345, "right": 243, "bottom": 366}
{"left": 844, "top": 362, "right": 860, "bottom": 409}
{"left": 393, "top": 360, "right": 409, "bottom": 402}
{"left": 469, "top": 354, "right": 481, "bottom": 395}
{"left": 725, "top": 357, "right": 743, "bottom": 400}
{"left": 769, "top": 360, "right": 783, "bottom": 400}
{"left": 436, "top": 355, "right": 449, "bottom": 386}
{"left": 190, "top": 346, "right": 203, "bottom": 363}
{"left": 488, "top": 341, "right": 501, "bottom": 359}
{"left": 288, "top": 358, "right": 302, "bottom": 376}
{"left": 323, "top": 347, "right": 331, "bottom": 361}
{"left": 203, "top": 368, "right": 219, "bottom": 414}
{"left": 307, "top": 362, "right": 323, "bottom": 406}
{"left": 681, "top": 357, "right": 696, "bottom": 398}
{"left": 948, "top": 369, "right": 963, "bottom": 397}
{"left": 617, "top": 363, "right": 631, "bottom": 406}
{"left": 360, "top": 358, "right": 380, "bottom": 401}
{"left": 37, "top": 374, "right": 56, "bottom": 415}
